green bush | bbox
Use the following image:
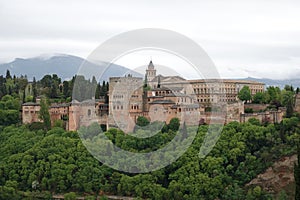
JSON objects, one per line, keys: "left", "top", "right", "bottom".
{"left": 28, "top": 122, "right": 44, "bottom": 131}
{"left": 64, "top": 192, "right": 76, "bottom": 200}
{"left": 245, "top": 108, "right": 253, "bottom": 113}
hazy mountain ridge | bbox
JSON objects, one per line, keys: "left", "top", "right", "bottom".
{"left": 0, "top": 54, "right": 299, "bottom": 88}
{"left": 0, "top": 54, "right": 142, "bottom": 81}
{"left": 242, "top": 77, "right": 300, "bottom": 89}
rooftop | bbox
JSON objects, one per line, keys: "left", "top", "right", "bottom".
{"left": 149, "top": 99, "right": 175, "bottom": 104}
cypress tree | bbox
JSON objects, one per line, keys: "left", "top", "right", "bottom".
{"left": 39, "top": 98, "right": 51, "bottom": 130}
{"left": 32, "top": 77, "right": 37, "bottom": 102}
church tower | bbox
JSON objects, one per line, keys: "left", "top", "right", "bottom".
{"left": 146, "top": 60, "right": 156, "bottom": 82}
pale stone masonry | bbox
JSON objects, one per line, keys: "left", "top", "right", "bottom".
{"left": 22, "top": 61, "right": 284, "bottom": 132}
{"left": 22, "top": 98, "right": 106, "bottom": 131}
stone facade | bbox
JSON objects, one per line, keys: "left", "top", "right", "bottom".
{"left": 108, "top": 76, "right": 145, "bottom": 132}
{"left": 22, "top": 102, "right": 42, "bottom": 124}
{"left": 240, "top": 110, "right": 284, "bottom": 124}
{"left": 68, "top": 100, "right": 99, "bottom": 131}
{"left": 294, "top": 94, "right": 300, "bottom": 113}
{"left": 49, "top": 103, "right": 69, "bottom": 127}
{"left": 244, "top": 103, "right": 269, "bottom": 112}
{"left": 22, "top": 100, "right": 102, "bottom": 131}
{"left": 189, "top": 79, "right": 264, "bottom": 105}
{"left": 23, "top": 61, "right": 284, "bottom": 132}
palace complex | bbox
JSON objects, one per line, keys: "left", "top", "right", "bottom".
{"left": 22, "top": 61, "right": 284, "bottom": 131}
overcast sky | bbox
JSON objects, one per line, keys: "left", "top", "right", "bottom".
{"left": 1, "top": 0, "right": 300, "bottom": 79}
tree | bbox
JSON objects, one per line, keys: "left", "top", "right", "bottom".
{"left": 22, "top": 89, "right": 26, "bottom": 103}
{"left": 53, "top": 119, "right": 64, "bottom": 128}
{"left": 136, "top": 116, "right": 150, "bottom": 127}
{"left": 266, "top": 86, "right": 282, "bottom": 108}
{"left": 282, "top": 91, "right": 294, "bottom": 118}
{"left": 252, "top": 92, "right": 265, "bottom": 104}
{"left": 63, "top": 81, "right": 70, "bottom": 98}
{"left": 238, "top": 86, "right": 251, "bottom": 103}
{"left": 181, "top": 122, "right": 188, "bottom": 140}
{"left": 95, "top": 83, "right": 101, "bottom": 99}
{"left": 284, "top": 85, "right": 294, "bottom": 92}
{"left": 168, "top": 117, "right": 180, "bottom": 132}
{"left": 295, "top": 144, "right": 300, "bottom": 200}
{"left": 6, "top": 70, "right": 12, "bottom": 79}
{"left": 32, "top": 77, "right": 37, "bottom": 102}
{"left": 64, "top": 192, "right": 76, "bottom": 200}
{"left": 50, "top": 82, "right": 58, "bottom": 98}
{"left": 248, "top": 118, "right": 260, "bottom": 126}
{"left": 39, "top": 98, "right": 51, "bottom": 130}
{"left": 40, "top": 75, "right": 52, "bottom": 88}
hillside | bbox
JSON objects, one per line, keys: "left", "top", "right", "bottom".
{"left": 247, "top": 155, "right": 297, "bottom": 199}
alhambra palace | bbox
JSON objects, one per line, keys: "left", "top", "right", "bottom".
{"left": 22, "top": 61, "right": 286, "bottom": 131}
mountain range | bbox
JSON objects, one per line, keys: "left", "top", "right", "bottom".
{"left": 241, "top": 77, "right": 300, "bottom": 89}
{"left": 0, "top": 54, "right": 299, "bottom": 88}
{"left": 0, "top": 54, "right": 141, "bottom": 81}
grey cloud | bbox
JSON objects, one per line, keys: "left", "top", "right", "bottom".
{"left": 1, "top": 0, "right": 300, "bottom": 79}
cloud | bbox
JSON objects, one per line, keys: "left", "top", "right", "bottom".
{"left": 0, "top": 0, "right": 300, "bottom": 79}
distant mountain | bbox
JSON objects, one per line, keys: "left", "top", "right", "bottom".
{"left": 1, "top": 55, "right": 300, "bottom": 88}
{"left": 0, "top": 54, "right": 142, "bottom": 81}
{"left": 242, "top": 77, "right": 300, "bottom": 89}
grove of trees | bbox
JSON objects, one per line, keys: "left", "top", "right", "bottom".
{"left": 1, "top": 70, "right": 300, "bottom": 199}
{"left": 0, "top": 115, "right": 299, "bottom": 199}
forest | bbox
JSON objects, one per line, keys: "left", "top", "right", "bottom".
{"left": 0, "top": 116, "right": 299, "bottom": 199}
{"left": 0, "top": 70, "right": 300, "bottom": 199}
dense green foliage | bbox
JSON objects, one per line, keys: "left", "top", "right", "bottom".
{"left": 0, "top": 116, "right": 298, "bottom": 199}
{"left": 136, "top": 116, "right": 150, "bottom": 127}
{"left": 0, "top": 70, "right": 109, "bottom": 104}
{"left": 295, "top": 144, "right": 300, "bottom": 200}
{"left": 238, "top": 86, "right": 252, "bottom": 103}
{"left": 0, "top": 71, "right": 300, "bottom": 198}
{"left": 39, "top": 98, "right": 51, "bottom": 130}
{"left": 0, "top": 95, "right": 20, "bottom": 126}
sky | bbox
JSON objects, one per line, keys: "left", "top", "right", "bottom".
{"left": 1, "top": 0, "right": 300, "bottom": 79}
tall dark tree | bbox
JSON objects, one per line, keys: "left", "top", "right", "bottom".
{"left": 63, "top": 81, "right": 70, "bottom": 98}
{"left": 32, "top": 77, "right": 37, "bottom": 102}
{"left": 181, "top": 122, "right": 188, "bottom": 140}
{"left": 39, "top": 98, "right": 51, "bottom": 130}
{"left": 105, "top": 82, "right": 109, "bottom": 103}
{"left": 100, "top": 81, "right": 106, "bottom": 96}
{"left": 92, "top": 76, "right": 97, "bottom": 85}
{"left": 283, "top": 91, "right": 295, "bottom": 118}
{"left": 168, "top": 117, "right": 180, "bottom": 132}
{"left": 8, "top": 86, "right": 12, "bottom": 95}
{"left": 0, "top": 76, "right": 6, "bottom": 98}
{"left": 50, "top": 83, "right": 58, "bottom": 98}
{"left": 5, "top": 70, "right": 12, "bottom": 79}
{"left": 284, "top": 85, "right": 294, "bottom": 92}
{"left": 95, "top": 83, "right": 101, "bottom": 99}
{"left": 22, "top": 89, "right": 26, "bottom": 103}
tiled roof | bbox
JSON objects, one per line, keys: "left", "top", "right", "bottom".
{"left": 50, "top": 103, "right": 70, "bottom": 108}
{"left": 149, "top": 100, "right": 175, "bottom": 104}
{"left": 22, "top": 102, "right": 40, "bottom": 106}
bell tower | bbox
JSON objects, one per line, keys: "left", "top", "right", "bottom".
{"left": 146, "top": 60, "right": 156, "bottom": 82}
